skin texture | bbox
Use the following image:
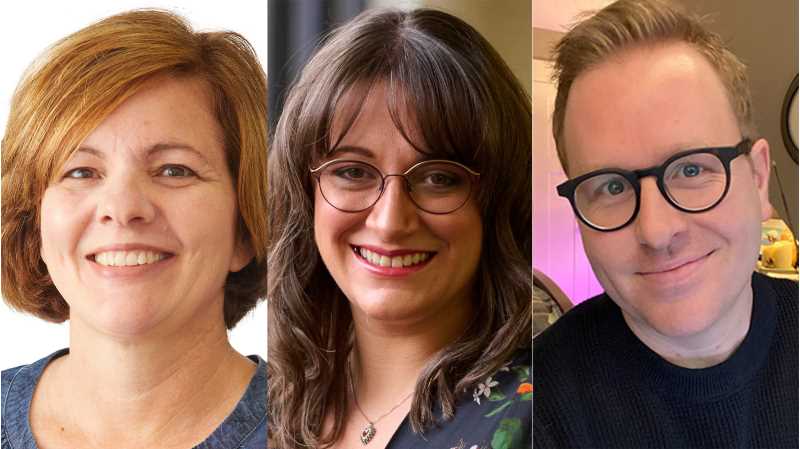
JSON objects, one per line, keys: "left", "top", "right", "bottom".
{"left": 563, "top": 42, "right": 772, "bottom": 368}
{"left": 31, "top": 75, "right": 255, "bottom": 448}
{"left": 314, "top": 84, "right": 482, "bottom": 447}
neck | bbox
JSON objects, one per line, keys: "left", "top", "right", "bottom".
{"left": 622, "top": 283, "right": 754, "bottom": 369}
{"left": 350, "top": 298, "right": 473, "bottom": 409}
{"left": 38, "top": 305, "right": 255, "bottom": 447}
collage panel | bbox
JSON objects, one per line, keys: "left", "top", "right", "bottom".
{"left": 532, "top": 0, "right": 798, "bottom": 448}
{"left": 1, "top": 2, "right": 267, "bottom": 448}
{"left": 267, "top": 1, "right": 532, "bottom": 448}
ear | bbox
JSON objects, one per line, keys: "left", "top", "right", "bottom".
{"left": 230, "top": 233, "right": 255, "bottom": 273}
{"left": 747, "top": 138, "right": 773, "bottom": 221}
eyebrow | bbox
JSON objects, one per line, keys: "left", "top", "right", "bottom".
{"left": 328, "top": 145, "right": 375, "bottom": 159}
{"left": 576, "top": 141, "right": 713, "bottom": 174}
{"left": 75, "top": 142, "right": 209, "bottom": 162}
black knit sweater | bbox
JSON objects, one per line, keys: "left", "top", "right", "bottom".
{"left": 533, "top": 272, "right": 798, "bottom": 449}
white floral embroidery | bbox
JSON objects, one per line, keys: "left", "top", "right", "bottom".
{"left": 472, "top": 376, "right": 499, "bottom": 404}
{"left": 448, "top": 438, "right": 465, "bottom": 449}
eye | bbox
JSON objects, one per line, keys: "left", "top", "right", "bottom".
{"left": 604, "top": 179, "right": 626, "bottom": 196}
{"left": 157, "top": 165, "right": 196, "bottom": 178}
{"left": 680, "top": 164, "right": 702, "bottom": 177}
{"left": 424, "top": 172, "right": 459, "bottom": 186}
{"left": 63, "top": 167, "right": 98, "bottom": 180}
{"left": 332, "top": 165, "right": 375, "bottom": 181}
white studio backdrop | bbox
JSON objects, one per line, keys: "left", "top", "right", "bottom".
{"left": 0, "top": 0, "right": 268, "bottom": 367}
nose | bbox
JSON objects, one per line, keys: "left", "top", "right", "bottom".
{"left": 95, "top": 173, "right": 157, "bottom": 226}
{"left": 633, "top": 178, "right": 688, "bottom": 251}
{"left": 365, "top": 176, "right": 419, "bottom": 241}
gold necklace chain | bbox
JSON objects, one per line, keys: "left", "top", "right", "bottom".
{"left": 348, "top": 363, "right": 414, "bottom": 445}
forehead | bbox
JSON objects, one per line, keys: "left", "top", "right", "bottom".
{"left": 77, "top": 75, "right": 224, "bottom": 161}
{"left": 562, "top": 42, "right": 741, "bottom": 176}
{"left": 329, "top": 82, "right": 428, "bottom": 159}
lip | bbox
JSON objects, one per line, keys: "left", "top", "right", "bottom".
{"left": 351, "top": 244, "right": 435, "bottom": 278}
{"left": 87, "top": 243, "right": 175, "bottom": 256}
{"left": 86, "top": 243, "right": 176, "bottom": 279}
{"left": 354, "top": 244, "right": 433, "bottom": 257}
{"left": 636, "top": 250, "right": 714, "bottom": 286}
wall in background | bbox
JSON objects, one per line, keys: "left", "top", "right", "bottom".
{"left": 675, "top": 0, "right": 799, "bottom": 235}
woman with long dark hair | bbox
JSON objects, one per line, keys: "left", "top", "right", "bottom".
{"left": 268, "top": 8, "right": 532, "bottom": 448}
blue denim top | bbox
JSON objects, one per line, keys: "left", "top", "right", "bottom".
{"left": 1, "top": 349, "right": 266, "bottom": 449}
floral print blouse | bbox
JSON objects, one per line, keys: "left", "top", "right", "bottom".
{"left": 385, "top": 347, "right": 531, "bottom": 449}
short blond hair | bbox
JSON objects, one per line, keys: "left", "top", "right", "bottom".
{"left": 552, "top": 0, "right": 755, "bottom": 174}
{"left": 2, "top": 10, "right": 267, "bottom": 328}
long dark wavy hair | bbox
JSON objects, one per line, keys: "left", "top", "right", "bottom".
{"left": 267, "top": 8, "right": 531, "bottom": 448}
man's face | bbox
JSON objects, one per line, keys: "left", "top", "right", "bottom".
{"left": 562, "top": 42, "right": 772, "bottom": 339}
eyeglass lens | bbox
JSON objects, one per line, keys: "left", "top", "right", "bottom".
{"left": 317, "top": 160, "right": 473, "bottom": 213}
{"left": 573, "top": 151, "right": 729, "bottom": 230}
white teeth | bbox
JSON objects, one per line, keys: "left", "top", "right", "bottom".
{"left": 356, "top": 247, "right": 433, "bottom": 268}
{"left": 94, "top": 250, "right": 167, "bottom": 267}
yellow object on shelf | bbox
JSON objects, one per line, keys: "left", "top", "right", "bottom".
{"left": 758, "top": 219, "right": 798, "bottom": 278}
{"left": 761, "top": 240, "right": 797, "bottom": 269}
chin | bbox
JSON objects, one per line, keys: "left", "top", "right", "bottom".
{"left": 76, "top": 301, "right": 168, "bottom": 339}
{"left": 638, "top": 298, "right": 727, "bottom": 339}
{"left": 349, "top": 292, "right": 422, "bottom": 322}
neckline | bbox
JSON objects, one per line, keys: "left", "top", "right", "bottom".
{"left": 605, "top": 272, "right": 777, "bottom": 401}
{"left": 2, "top": 349, "right": 266, "bottom": 449}
{"left": 383, "top": 346, "right": 531, "bottom": 448}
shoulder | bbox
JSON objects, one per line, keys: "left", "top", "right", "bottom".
{"left": 232, "top": 355, "right": 267, "bottom": 448}
{"left": 533, "top": 292, "right": 615, "bottom": 361}
{"left": 2, "top": 349, "right": 67, "bottom": 448}
{"left": 196, "top": 354, "right": 266, "bottom": 448}
{"left": 752, "top": 272, "right": 798, "bottom": 359}
{"left": 2, "top": 349, "right": 66, "bottom": 401}
{"left": 455, "top": 347, "right": 531, "bottom": 449}
{"left": 753, "top": 271, "right": 798, "bottom": 311}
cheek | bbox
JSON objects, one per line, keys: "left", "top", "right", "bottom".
{"left": 39, "top": 188, "right": 90, "bottom": 265}
{"left": 313, "top": 192, "right": 342, "bottom": 265}
{"left": 313, "top": 190, "right": 358, "bottom": 251}
{"left": 176, "top": 190, "right": 240, "bottom": 264}
{"left": 433, "top": 203, "right": 482, "bottom": 262}
{"left": 579, "top": 228, "right": 628, "bottom": 277}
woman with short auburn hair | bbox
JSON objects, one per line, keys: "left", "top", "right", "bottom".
{"left": 268, "top": 8, "right": 532, "bottom": 449}
{"left": 1, "top": 10, "right": 267, "bottom": 448}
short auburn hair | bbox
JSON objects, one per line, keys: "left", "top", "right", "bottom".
{"left": 1, "top": 10, "right": 267, "bottom": 329}
{"left": 552, "top": 0, "right": 756, "bottom": 174}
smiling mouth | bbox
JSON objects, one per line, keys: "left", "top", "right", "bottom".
{"left": 90, "top": 250, "right": 173, "bottom": 267}
{"left": 638, "top": 251, "right": 714, "bottom": 275}
{"left": 351, "top": 246, "right": 435, "bottom": 268}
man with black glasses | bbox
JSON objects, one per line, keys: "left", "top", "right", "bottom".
{"left": 532, "top": 1, "right": 798, "bottom": 448}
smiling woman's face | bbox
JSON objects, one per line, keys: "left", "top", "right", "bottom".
{"left": 39, "top": 75, "right": 252, "bottom": 337}
{"left": 313, "top": 84, "right": 482, "bottom": 330}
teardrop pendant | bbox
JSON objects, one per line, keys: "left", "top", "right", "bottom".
{"left": 360, "top": 422, "right": 376, "bottom": 445}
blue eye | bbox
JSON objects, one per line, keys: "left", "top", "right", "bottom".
{"left": 63, "top": 167, "right": 97, "bottom": 179}
{"left": 158, "top": 165, "right": 196, "bottom": 177}
{"left": 681, "top": 164, "right": 701, "bottom": 177}
{"left": 605, "top": 179, "right": 626, "bottom": 195}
